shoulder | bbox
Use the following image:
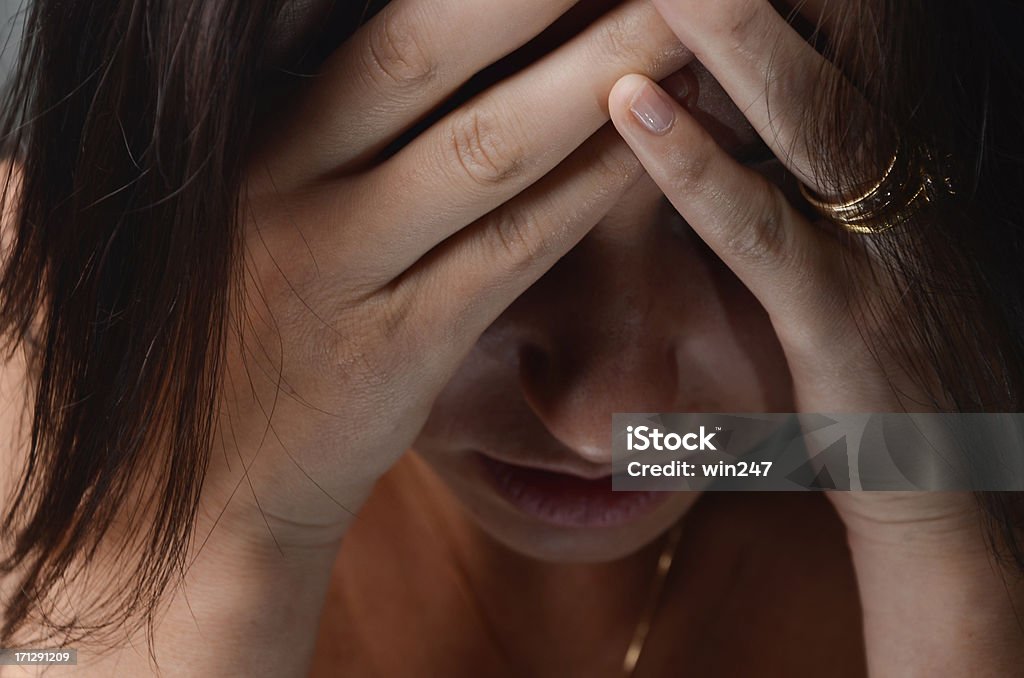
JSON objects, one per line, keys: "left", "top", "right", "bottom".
{"left": 0, "top": 338, "right": 29, "bottom": 617}
{"left": 0, "top": 157, "right": 30, "bottom": 644}
{"left": 0, "top": 157, "right": 29, "bottom": 502}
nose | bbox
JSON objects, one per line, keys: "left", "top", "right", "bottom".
{"left": 519, "top": 326, "right": 680, "bottom": 465}
{"left": 516, "top": 180, "right": 685, "bottom": 465}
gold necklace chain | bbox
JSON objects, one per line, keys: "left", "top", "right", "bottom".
{"left": 622, "top": 522, "right": 684, "bottom": 677}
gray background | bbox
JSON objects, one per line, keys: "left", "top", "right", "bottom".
{"left": 0, "top": 0, "right": 23, "bottom": 85}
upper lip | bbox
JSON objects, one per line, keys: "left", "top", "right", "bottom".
{"left": 475, "top": 450, "right": 627, "bottom": 481}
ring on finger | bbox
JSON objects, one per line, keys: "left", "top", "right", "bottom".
{"left": 798, "top": 136, "right": 957, "bottom": 235}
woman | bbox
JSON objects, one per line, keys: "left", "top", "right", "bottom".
{"left": 1, "top": 0, "right": 1022, "bottom": 675}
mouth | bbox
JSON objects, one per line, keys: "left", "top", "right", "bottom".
{"left": 475, "top": 452, "right": 669, "bottom": 529}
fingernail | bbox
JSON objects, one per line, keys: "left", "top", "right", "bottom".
{"left": 629, "top": 80, "right": 675, "bottom": 135}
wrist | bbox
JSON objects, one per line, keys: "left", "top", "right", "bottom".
{"left": 41, "top": 483, "right": 346, "bottom": 676}
{"left": 833, "top": 492, "right": 986, "bottom": 555}
{"left": 200, "top": 412, "right": 380, "bottom": 555}
{"left": 194, "top": 471, "right": 367, "bottom": 563}
{"left": 843, "top": 502, "right": 1024, "bottom": 677}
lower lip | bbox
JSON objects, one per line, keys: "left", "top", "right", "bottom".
{"left": 477, "top": 454, "right": 668, "bottom": 528}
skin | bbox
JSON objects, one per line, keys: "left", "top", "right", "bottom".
{"left": 1, "top": 0, "right": 1023, "bottom": 675}
{"left": 312, "top": 460, "right": 866, "bottom": 676}
{"left": 409, "top": 160, "right": 794, "bottom": 564}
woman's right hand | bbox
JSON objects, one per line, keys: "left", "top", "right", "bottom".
{"left": 204, "top": 0, "right": 690, "bottom": 548}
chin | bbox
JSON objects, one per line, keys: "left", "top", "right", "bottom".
{"left": 412, "top": 448, "right": 702, "bottom": 563}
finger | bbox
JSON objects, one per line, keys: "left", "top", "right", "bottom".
{"left": 266, "top": 0, "right": 578, "bottom": 181}
{"left": 393, "top": 124, "right": 643, "bottom": 364}
{"left": 608, "top": 74, "right": 860, "bottom": 347}
{"left": 648, "top": 0, "right": 872, "bottom": 193}
{"left": 319, "top": 0, "right": 689, "bottom": 278}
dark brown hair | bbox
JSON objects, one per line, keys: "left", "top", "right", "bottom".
{"left": 1, "top": 0, "right": 1022, "bottom": 650}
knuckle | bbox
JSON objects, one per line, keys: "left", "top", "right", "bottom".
{"left": 363, "top": 9, "right": 437, "bottom": 90}
{"left": 330, "top": 338, "right": 395, "bottom": 395}
{"left": 592, "top": 3, "right": 686, "bottom": 73}
{"left": 324, "top": 299, "right": 411, "bottom": 392}
{"left": 447, "top": 108, "right": 526, "bottom": 189}
{"left": 590, "top": 11, "right": 647, "bottom": 66}
{"left": 723, "top": 182, "right": 792, "bottom": 266}
{"left": 370, "top": 283, "right": 417, "bottom": 346}
{"left": 705, "top": 0, "right": 764, "bottom": 45}
{"left": 666, "top": 136, "right": 716, "bottom": 192}
{"left": 596, "top": 138, "right": 643, "bottom": 184}
{"left": 491, "top": 206, "right": 546, "bottom": 269}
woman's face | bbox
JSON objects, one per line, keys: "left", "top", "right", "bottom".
{"left": 411, "top": 62, "right": 796, "bottom": 562}
{"left": 266, "top": 0, "right": 830, "bottom": 562}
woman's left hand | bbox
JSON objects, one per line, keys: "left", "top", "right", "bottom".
{"left": 607, "top": 1, "right": 1024, "bottom": 674}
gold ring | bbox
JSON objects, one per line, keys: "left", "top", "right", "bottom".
{"left": 799, "top": 139, "right": 955, "bottom": 235}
